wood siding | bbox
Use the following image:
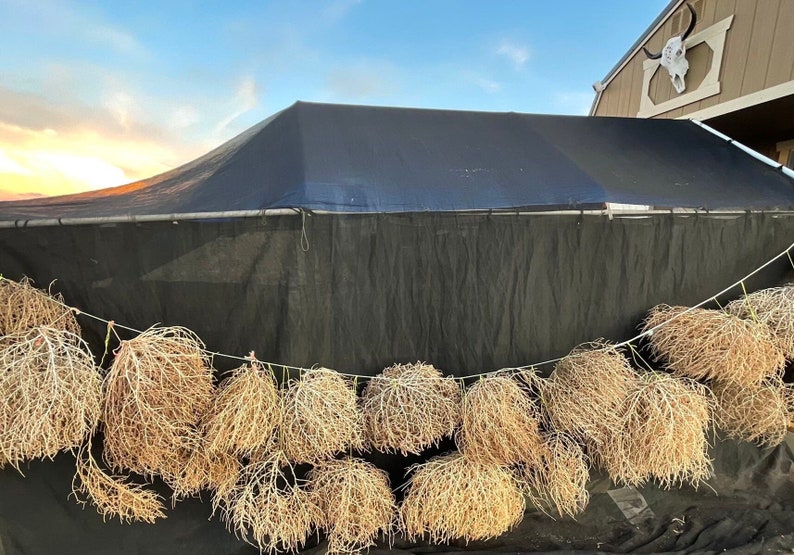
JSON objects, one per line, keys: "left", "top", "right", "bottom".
{"left": 594, "top": 0, "right": 794, "bottom": 118}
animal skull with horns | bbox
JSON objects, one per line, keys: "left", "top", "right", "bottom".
{"left": 643, "top": 3, "right": 698, "bottom": 94}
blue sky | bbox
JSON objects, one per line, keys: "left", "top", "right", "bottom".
{"left": 0, "top": 0, "right": 669, "bottom": 198}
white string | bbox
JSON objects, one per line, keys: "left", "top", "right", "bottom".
{"left": 3, "top": 239, "right": 793, "bottom": 381}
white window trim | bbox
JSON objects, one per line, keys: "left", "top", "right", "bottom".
{"left": 637, "top": 15, "right": 733, "bottom": 118}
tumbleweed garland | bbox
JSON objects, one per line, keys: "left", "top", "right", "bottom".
{"left": 643, "top": 305, "right": 784, "bottom": 386}
{"left": 307, "top": 457, "right": 396, "bottom": 555}
{"left": 399, "top": 452, "right": 525, "bottom": 544}
{"left": 101, "top": 326, "right": 214, "bottom": 488}
{"left": 0, "top": 326, "right": 102, "bottom": 469}
{"left": 361, "top": 362, "right": 461, "bottom": 455}
{"left": 281, "top": 368, "right": 365, "bottom": 464}
{"left": 457, "top": 375, "right": 544, "bottom": 466}
{"left": 3, "top": 270, "right": 794, "bottom": 547}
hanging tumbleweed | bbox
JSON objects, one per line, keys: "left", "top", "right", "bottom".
{"left": 600, "top": 372, "right": 713, "bottom": 489}
{"left": 711, "top": 378, "right": 792, "bottom": 447}
{"left": 399, "top": 452, "right": 525, "bottom": 544}
{"left": 72, "top": 440, "right": 166, "bottom": 524}
{"left": 102, "top": 326, "right": 214, "bottom": 488}
{"left": 725, "top": 286, "right": 794, "bottom": 359}
{"left": 0, "top": 277, "right": 81, "bottom": 336}
{"left": 307, "top": 457, "right": 395, "bottom": 555}
{"left": 542, "top": 343, "right": 637, "bottom": 448}
{"left": 643, "top": 305, "right": 784, "bottom": 386}
{"left": 171, "top": 448, "right": 243, "bottom": 500}
{"left": 202, "top": 362, "right": 281, "bottom": 459}
{"left": 456, "top": 375, "right": 544, "bottom": 466}
{"left": 218, "top": 450, "right": 321, "bottom": 554}
{"left": 361, "top": 363, "right": 461, "bottom": 455}
{"left": 0, "top": 326, "right": 102, "bottom": 469}
{"left": 281, "top": 369, "right": 365, "bottom": 464}
{"left": 517, "top": 432, "right": 590, "bottom": 519}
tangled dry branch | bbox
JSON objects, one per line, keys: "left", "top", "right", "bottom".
{"left": 542, "top": 343, "right": 638, "bottom": 448}
{"left": 712, "top": 378, "right": 791, "bottom": 447}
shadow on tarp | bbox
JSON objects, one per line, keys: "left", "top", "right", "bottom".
{"left": 1, "top": 436, "right": 792, "bottom": 555}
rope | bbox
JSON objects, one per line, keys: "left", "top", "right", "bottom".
{"left": 3, "top": 240, "right": 793, "bottom": 381}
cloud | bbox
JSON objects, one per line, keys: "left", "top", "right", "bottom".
{"left": 553, "top": 91, "right": 595, "bottom": 115}
{"left": 497, "top": 40, "right": 530, "bottom": 70}
{"left": 471, "top": 75, "right": 502, "bottom": 94}
{"left": 168, "top": 106, "right": 200, "bottom": 130}
{"left": 213, "top": 77, "right": 260, "bottom": 137}
{"left": 324, "top": 62, "right": 400, "bottom": 100}
{"left": 323, "top": 0, "right": 363, "bottom": 22}
{"left": 84, "top": 25, "right": 143, "bottom": 57}
{"left": 103, "top": 91, "right": 141, "bottom": 131}
{"left": 0, "top": 84, "right": 203, "bottom": 199}
{"left": 5, "top": 0, "right": 146, "bottom": 58}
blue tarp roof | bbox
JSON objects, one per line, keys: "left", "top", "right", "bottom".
{"left": 2, "top": 101, "right": 794, "bottom": 220}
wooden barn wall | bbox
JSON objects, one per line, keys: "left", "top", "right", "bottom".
{"left": 594, "top": 0, "right": 794, "bottom": 119}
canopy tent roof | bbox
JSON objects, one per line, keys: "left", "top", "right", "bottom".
{"left": 2, "top": 101, "right": 794, "bottom": 222}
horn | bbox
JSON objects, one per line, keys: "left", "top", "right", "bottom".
{"left": 642, "top": 47, "right": 662, "bottom": 60}
{"left": 681, "top": 2, "right": 697, "bottom": 40}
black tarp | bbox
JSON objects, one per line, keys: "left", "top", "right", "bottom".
{"left": 1, "top": 102, "right": 794, "bottom": 219}
{"left": 2, "top": 103, "right": 794, "bottom": 553}
{"left": 1, "top": 213, "right": 793, "bottom": 375}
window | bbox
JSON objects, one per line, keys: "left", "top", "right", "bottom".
{"left": 671, "top": 0, "right": 704, "bottom": 34}
{"left": 777, "top": 140, "right": 794, "bottom": 170}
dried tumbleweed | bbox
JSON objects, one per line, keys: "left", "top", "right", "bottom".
{"left": 281, "top": 369, "right": 365, "bottom": 464}
{"left": 308, "top": 457, "right": 395, "bottom": 555}
{"left": 399, "top": 452, "right": 525, "bottom": 544}
{"left": 601, "top": 372, "right": 713, "bottom": 489}
{"left": 643, "top": 305, "right": 784, "bottom": 386}
{"left": 726, "top": 286, "right": 794, "bottom": 358}
{"left": 457, "top": 375, "right": 544, "bottom": 466}
{"left": 0, "top": 326, "right": 101, "bottom": 469}
{"left": 712, "top": 378, "right": 791, "bottom": 447}
{"left": 218, "top": 450, "right": 321, "bottom": 554}
{"left": 518, "top": 432, "right": 590, "bottom": 518}
{"left": 0, "top": 277, "right": 80, "bottom": 336}
{"left": 202, "top": 362, "right": 281, "bottom": 459}
{"left": 542, "top": 343, "right": 637, "bottom": 447}
{"left": 361, "top": 363, "right": 461, "bottom": 455}
{"left": 102, "top": 326, "right": 214, "bottom": 488}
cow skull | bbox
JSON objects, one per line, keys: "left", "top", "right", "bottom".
{"left": 643, "top": 3, "right": 697, "bottom": 94}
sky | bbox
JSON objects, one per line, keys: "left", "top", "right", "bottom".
{"left": 0, "top": 0, "right": 669, "bottom": 200}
